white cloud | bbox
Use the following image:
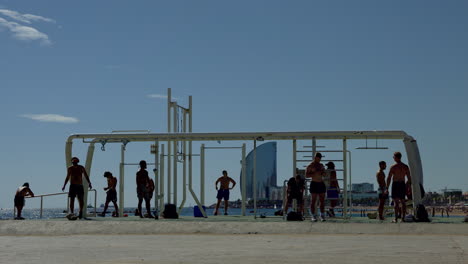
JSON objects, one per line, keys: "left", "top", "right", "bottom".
{"left": 0, "top": 9, "right": 54, "bottom": 45}
{"left": 147, "top": 94, "right": 180, "bottom": 100}
{"left": 21, "top": 114, "right": 79, "bottom": 124}
{"left": 0, "top": 9, "right": 55, "bottom": 24}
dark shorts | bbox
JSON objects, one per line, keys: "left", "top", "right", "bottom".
{"left": 392, "top": 181, "right": 406, "bottom": 199}
{"left": 106, "top": 189, "right": 117, "bottom": 203}
{"left": 137, "top": 184, "right": 151, "bottom": 200}
{"left": 14, "top": 195, "right": 25, "bottom": 207}
{"left": 310, "top": 181, "right": 326, "bottom": 194}
{"left": 378, "top": 188, "right": 389, "bottom": 200}
{"left": 327, "top": 187, "right": 339, "bottom": 199}
{"left": 69, "top": 184, "right": 84, "bottom": 200}
{"left": 287, "top": 192, "right": 303, "bottom": 205}
{"left": 216, "top": 189, "right": 230, "bottom": 200}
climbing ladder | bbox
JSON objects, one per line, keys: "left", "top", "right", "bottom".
{"left": 292, "top": 138, "right": 352, "bottom": 218}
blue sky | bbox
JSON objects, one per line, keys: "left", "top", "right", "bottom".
{"left": 0, "top": 0, "right": 467, "bottom": 209}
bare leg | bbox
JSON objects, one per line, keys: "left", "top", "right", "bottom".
{"left": 112, "top": 201, "right": 119, "bottom": 217}
{"left": 214, "top": 199, "right": 222, "bottom": 215}
{"left": 378, "top": 198, "right": 385, "bottom": 220}
{"left": 319, "top": 193, "right": 326, "bottom": 214}
{"left": 311, "top": 194, "right": 318, "bottom": 215}
{"left": 393, "top": 199, "right": 401, "bottom": 222}
{"left": 138, "top": 198, "right": 144, "bottom": 218}
{"left": 145, "top": 198, "right": 153, "bottom": 217}
{"left": 224, "top": 200, "right": 229, "bottom": 215}
{"left": 69, "top": 197, "right": 75, "bottom": 215}
{"left": 16, "top": 206, "right": 23, "bottom": 218}
{"left": 401, "top": 200, "right": 407, "bottom": 220}
{"left": 77, "top": 196, "right": 84, "bottom": 218}
{"left": 102, "top": 201, "right": 110, "bottom": 215}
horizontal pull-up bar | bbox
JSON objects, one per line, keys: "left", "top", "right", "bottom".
{"left": 204, "top": 147, "right": 243, "bottom": 149}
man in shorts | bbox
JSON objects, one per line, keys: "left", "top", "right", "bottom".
{"left": 100, "top": 171, "right": 119, "bottom": 217}
{"left": 136, "top": 160, "right": 154, "bottom": 218}
{"left": 284, "top": 170, "right": 305, "bottom": 215}
{"left": 62, "top": 157, "right": 92, "bottom": 219}
{"left": 306, "top": 152, "right": 326, "bottom": 222}
{"left": 387, "top": 152, "right": 412, "bottom": 222}
{"left": 214, "top": 170, "right": 236, "bottom": 216}
{"left": 376, "top": 161, "right": 388, "bottom": 220}
{"left": 14, "top": 182, "right": 34, "bottom": 220}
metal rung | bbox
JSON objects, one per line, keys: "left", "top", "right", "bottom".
{"left": 296, "top": 150, "right": 313, "bottom": 153}
{"left": 296, "top": 159, "right": 312, "bottom": 162}
{"left": 321, "top": 159, "right": 344, "bottom": 162}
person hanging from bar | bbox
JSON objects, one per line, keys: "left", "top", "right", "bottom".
{"left": 14, "top": 182, "right": 34, "bottom": 220}
{"left": 214, "top": 170, "right": 236, "bottom": 216}
{"left": 99, "top": 171, "right": 119, "bottom": 217}
{"left": 306, "top": 152, "right": 326, "bottom": 222}
{"left": 62, "top": 157, "right": 92, "bottom": 219}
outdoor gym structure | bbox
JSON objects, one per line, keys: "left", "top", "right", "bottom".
{"left": 64, "top": 89, "right": 424, "bottom": 218}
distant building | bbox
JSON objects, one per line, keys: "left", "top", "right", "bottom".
{"left": 352, "top": 183, "right": 374, "bottom": 193}
{"left": 241, "top": 142, "right": 278, "bottom": 200}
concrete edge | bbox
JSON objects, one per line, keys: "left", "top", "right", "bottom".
{"left": 1, "top": 221, "right": 467, "bottom": 236}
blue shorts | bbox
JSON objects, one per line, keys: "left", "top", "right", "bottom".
{"left": 216, "top": 189, "right": 230, "bottom": 200}
{"left": 327, "top": 187, "right": 339, "bottom": 199}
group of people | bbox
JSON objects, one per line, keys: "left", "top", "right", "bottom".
{"left": 284, "top": 151, "right": 412, "bottom": 223}
{"left": 14, "top": 152, "right": 411, "bottom": 222}
{"left": 61, "top": 158, "right": 155, "bottom": 219}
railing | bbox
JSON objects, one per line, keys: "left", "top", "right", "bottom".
{"left": 14, "top": 189, "right": 97, "bottom": 218}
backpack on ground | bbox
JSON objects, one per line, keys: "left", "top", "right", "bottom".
{"left": 415, "top": 204, "right": 430, "bottom": 222}
{"left": 162, "top": 204, "right": 179, "bottom": 219}
{"left": 287, "top": 211, "right": 303, "bottom": 221}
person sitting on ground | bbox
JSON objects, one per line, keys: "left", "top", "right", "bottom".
{"left": 306, "top": 152, "right": 327, "bottom": 222}
{"left": 284, "top": 169, "right": 305, "bottom": 215}
{"left": 325, "top": 162, "right": 340, "bottom": 217}
{"left": 100, "top": 171, "right": 119, "bottom": 217}
{"left": 376, "top": 161, "right": 388, "bottom": 220}
{"left": 387, "top": 152, "right": 412, "bottom": 223}
{"left": 214, "top": 170, "right": 236, "bottom": 216}
{"left": 14, "top": 182, "right": 34, "bottom": 220}
{"left": 136, "top": 160, "right": 154, "bottom": 218}
{"left": 62, "top": 157, "right": 92, "bottom": 219}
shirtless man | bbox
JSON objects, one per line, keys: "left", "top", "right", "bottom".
{"left": 62, "top": 157, "right": 92, "bottom": 219}
{"left": 14, "top": 183, "right": 34, "bottom": 220}
{"left": 376, "top": 161, "right": 388, "bottom": 220}
{"left": 100, "top": 171, "right": 119, "bottom": 217}
{"left": 136, "top": 160, "right": 154, "bottom": 218}
{"left": 214, "top": 170, "right": 236, "bottom": 216}
{"left": 306, "top": 152, "right": 326, "bottom": 222}
{"left": 387, "top": 152, "right": 412, "bottom": 223}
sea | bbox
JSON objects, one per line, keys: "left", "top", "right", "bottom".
{"left": 1, "top": 207, "right": 372, "bottom": 220}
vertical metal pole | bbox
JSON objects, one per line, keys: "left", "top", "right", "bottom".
{"left": 343, "top": 138, "right": 348, "bottom": 218}
{"left": 159, "top": 145, "right": 165, "bottom": 211}
{"left": 312, "top": 137, "right": 317, "bottom": 158}
{"left": 119, "top": 144, "right": 125, "bottom": 217}
{"left": 253, "top": 139, "right": 257, "bottom": 219}
{"left": 348, "top": 151, "right": 352, "bottom": 216}
{"left": 293, "top": 139, "right": 297, "bottom": 176}
{"left": 173, "top": 104, "right": 178, "bottom": 206}
{"left": 40, "top": 197, "right": 43, "bottom": 218}
{"left": 83, "top": 143, "right": 95, "bottom": 218}
{"left": 241, "top": 143, "right": 247, "bottom": 216}
{"left": 167, "top": 88, "right": 172, "bottom": 204}
{"left": 94, "top": 190, "right": 97, "bottom": 217}
{"left": 200, "top": 144, "right": 205, "bottom": 205}
{"left": 154, "top": 141, "right": 159, "bottom": 212}
{"left": 178, "top": 111, "right": 187, "bottom": 214}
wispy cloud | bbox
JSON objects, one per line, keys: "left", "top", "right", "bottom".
{"left": 21, "top": 114, "right": 79, "bottom": 124}
{"left": 0, "top": 9, "right": 54, "bottom": 45}
{"left": 0, "top": 9, "right": 55, "bottom": 24}
{"left": 147, "top": 94, "right": 180, "bottom": 100}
